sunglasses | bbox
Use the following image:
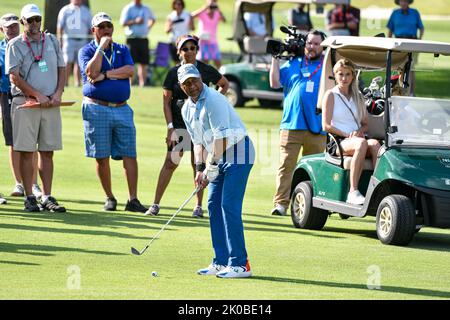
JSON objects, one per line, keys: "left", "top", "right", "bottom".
{"left": 26, "top": 16, "right": 42, "bottom": 24}
{"left": 97, "top": 22, "right": 113, "bottom": 29}
{"left": 3, "top": 16, "right": 19, "bottom": 22}
{"left": 181, "top": 46, "right": 197, "bottom": 52}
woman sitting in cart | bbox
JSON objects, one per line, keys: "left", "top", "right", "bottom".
{"left": 322, "top": 59, "right": 381, "bottom": 205}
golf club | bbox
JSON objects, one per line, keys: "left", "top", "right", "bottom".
{"left": 131, "top": 185, "right": 201, "bottom": 256}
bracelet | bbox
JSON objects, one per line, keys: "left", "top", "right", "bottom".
{"left": 167, "top": 122, "right": 174, "bottom": 129}
{"left": 195, "top": 163, "right": 206, "bottom": 172}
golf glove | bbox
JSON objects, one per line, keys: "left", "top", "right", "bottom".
{"left": 206, "top": 163, "right": 219, "bottom": 182}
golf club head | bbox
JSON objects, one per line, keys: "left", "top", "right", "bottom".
{"left": 131, "top": 247, "right": 142, "bottom": 256}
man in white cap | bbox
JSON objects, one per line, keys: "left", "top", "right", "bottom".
{"left": 178, "top": 63, "right": 254, "bottom": 278}
{"left": 0, "top": 13, "right": 42, "bottom": 201}
{"left": 5, "top": 4, "right": 67, "bottom": 213}
{"left": 77, "top": 12, "right": 147, "bottom": 213}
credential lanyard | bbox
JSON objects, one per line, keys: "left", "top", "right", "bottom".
{"left": 98, "top": 43, "right": 115, "bottom": 69}
{"left": 23, "top": 32, "right": 45, "bottom": 62}
{"left": 302, "top": 55, "right": 323, "bottom": 80}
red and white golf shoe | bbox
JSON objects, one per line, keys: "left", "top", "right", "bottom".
{"left": 216, "top": 261, "right": 252, "bottom": 278}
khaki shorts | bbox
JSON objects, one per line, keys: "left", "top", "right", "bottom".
{"left": 11, "top": 96, "right": 63, "bottom": 152}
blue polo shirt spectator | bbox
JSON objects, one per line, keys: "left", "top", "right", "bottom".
{"left": 387, "top": 7, "right": 424, "bottom": 39}
{"left": 280, "top": 56, "right": 324, "bottom": 134}
{"left": 0, "top": 39, "right": 10, "bottom": 93}
{"left": 78, "top": 41, "right": 134, "bottom": 103}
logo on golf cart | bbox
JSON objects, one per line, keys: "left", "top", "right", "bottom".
{"left": 438, "top": 157, "right": 450, "bottom": 168}
{"left": 333, "top": 173, "right": 340, "bottom": 182}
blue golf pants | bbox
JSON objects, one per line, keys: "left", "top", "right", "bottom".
{"left": 208, "top": 136, "right": 254, "bottom": 267}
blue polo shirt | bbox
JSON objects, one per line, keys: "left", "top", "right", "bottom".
{"left": 78, "top": 41, "right": 134, "bottom": 103}
{"left": 387, "top": 8, "right": 424, "bottom": 38}
{"left": 0, "top": 39, "right": 10, "bottom": 93}
{"left": 279, "top": 56, "right": 324, "bottom": 134}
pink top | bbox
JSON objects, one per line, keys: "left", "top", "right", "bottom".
{"left": 197, "top": 10, "right": 221, "bottom": 43}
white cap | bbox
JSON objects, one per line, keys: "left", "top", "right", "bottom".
{"left": 177, "top": 63, "right": 201, "bottom": 84}
{"left": 91, "top": 12, "right": 112, "bottom": 27}
{"left": 21, "top": 4, "right": 42, "bottom": 19}
{"left": 0, "top": 13, "right": 19, "bottom": 27}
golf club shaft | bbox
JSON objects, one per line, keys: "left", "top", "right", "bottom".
{"left": 138, "top": 186, "right": 200, "bottom": 254}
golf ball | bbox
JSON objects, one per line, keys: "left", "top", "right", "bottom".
{"left": 151, "top": 271, "right": 158, "bottom": 277}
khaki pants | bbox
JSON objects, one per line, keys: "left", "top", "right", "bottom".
{"left": 273, "top": 130, "right": 326, "bottom": 208}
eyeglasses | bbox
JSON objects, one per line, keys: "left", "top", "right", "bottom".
{"left": 181, "top": 46, "right": 197, "bottom": 52}
{"left": 97, "top": 22, "right": 113, "bottom": 29}
{"left": 26, "top": 16, "right": 42, "bottom": 24}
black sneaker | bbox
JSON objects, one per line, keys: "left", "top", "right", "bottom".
{"left": 24, "top": 195, "right": 41, "bottom": 212}
{"left": 104, "top": 197, "right": 117, "bottom": 211}
{"left": 40, "top": 196, "right": 66, "bottom": 213}
{"left": 125, "top": 198, "right": 147, "bottom": 213}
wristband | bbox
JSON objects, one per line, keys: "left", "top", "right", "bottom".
{"left": 103, "top": 71, "right": 108, "bottom": 80}
{"left": 195, "top": 163, "right": 206, "bottom": 172}
{"left": 209, "top": 159, "right": 218, "bottom": 166}
{"left": 167, "top": 122, "right": 174, "bottom": 129}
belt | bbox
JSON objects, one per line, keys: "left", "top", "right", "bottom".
{"left": 84, "top": 97, "right": 127, "bottom": 107}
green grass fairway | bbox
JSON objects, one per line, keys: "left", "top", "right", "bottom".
{"left": 1, "top": 86, "right": 450, "bottom": 300}
{"left": 1, "top": 0, "right": 450, "bottom": 300}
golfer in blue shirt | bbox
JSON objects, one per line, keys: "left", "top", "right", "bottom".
{"left": 178, "top": 63, "right": 254, "bottom": 278}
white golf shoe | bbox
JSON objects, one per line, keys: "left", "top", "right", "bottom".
{"left": 197, "top": 263, "right": 226, "bottom": 276}
{"left": 346, "top": 190, "right": 365, "bottom": 205}
{"left": 216, "top": 261, "right": 252, "bottom": 279}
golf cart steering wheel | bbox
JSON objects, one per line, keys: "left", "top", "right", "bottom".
{"left": 418, "top": 109, "right": 450, "bottom": 135}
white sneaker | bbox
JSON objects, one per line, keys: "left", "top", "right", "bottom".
{"left": 346, "top": 190, "right": 365, "bottom": 205}
{"left": 0, "top": 194, "right": 7, "bottom": 205}
{"left": 32, "top": 184, "right": 43, "bottom": 199}
{"left": 197, "top": 263, "right": 226, "bottom": 276}
{"left": 11, "top": 184, "right": 25, "bottom": 197}
{"left": 271, "top": 204, "right": 287, "bottom": 216}
{"left": 216, "top": 261, "right": 252, "bottom": 278}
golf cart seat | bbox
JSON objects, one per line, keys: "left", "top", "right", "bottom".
{"left": 243, "top": 36, "right": 272, "bottom": 63}
{"left": 325, "top": 111, "right": 385, "bottom": 170}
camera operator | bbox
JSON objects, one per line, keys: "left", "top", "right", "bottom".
{"left": 269, "top": 29, "right": 327, "bottom": 216}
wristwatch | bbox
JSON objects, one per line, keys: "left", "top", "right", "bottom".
{"left": 167, "top": 122, "right": 174, "bottom": 129}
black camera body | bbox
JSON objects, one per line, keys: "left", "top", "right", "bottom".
{"left": 266, "top": 26, "right": 306, "bottom": 59}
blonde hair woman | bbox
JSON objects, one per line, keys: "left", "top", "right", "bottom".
{"left": 322, "top": 59, "right": 381, "bottom": 205}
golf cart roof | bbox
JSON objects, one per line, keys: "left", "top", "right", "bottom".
{"left": 232, "top": 0, "right": 350, "bottom": 41}
{"left": 317, "top": 36, "right": 450, "bottom": 109}
{"left": 322, "top": 36, "right": 450, "bottom": 56}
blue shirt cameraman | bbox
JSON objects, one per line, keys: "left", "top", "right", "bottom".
{"left": 269, "top": 29, "right": 327, "bottom": 216}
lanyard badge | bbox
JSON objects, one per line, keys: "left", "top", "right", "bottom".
{"left": 23, "top": 32, "right": 46, "bottom": 63}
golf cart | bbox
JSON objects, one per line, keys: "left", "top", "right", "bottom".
{"left": 290, "top": 36, "right": 450, "bottom": 245}
{"left": 221, "top": 0, "right": 350, "bottom": 108}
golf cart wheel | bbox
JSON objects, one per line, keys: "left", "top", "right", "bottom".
{"left": 258, "top": 99, "right": 282, "bottom": 108}
{"left": 339, "top": 214, "right": 350, "bottom": 220}
{"left": 291, "top": 181, "right": 328, "bottom": 230}
{"left": 226, "top": 81, "right": 244, "bottom": 108}
{"left": 376, "top": 195, "right": 416, "bottom": 246}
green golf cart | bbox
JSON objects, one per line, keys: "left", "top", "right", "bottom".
{"left": 290, "top": 36, "right": 450, "bottom": 245}
{"left": 220, "top": 0, "right": 350, "bottom": 108}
